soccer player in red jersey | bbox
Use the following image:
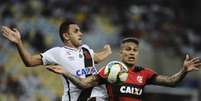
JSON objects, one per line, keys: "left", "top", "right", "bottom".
{"left": 48, "top": 37, "right": 201, "bottom": 101}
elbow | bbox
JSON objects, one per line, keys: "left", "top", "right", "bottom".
{"left": 24, "top": 63, "right": 34, "bottom": 67}
{"left": 23, "top": 58, "right": 40, "bottom": 67}
{"left": 24, "top": 61, "right": 36, "bottom": 67}
{"left": 171, "top": 81, "right": 181, "bottom": 87}
{"left": 165, "top": 81, "right": 180, "bottom": 87}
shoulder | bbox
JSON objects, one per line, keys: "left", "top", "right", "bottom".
{"left": 48, "top": 46, "right": 63, "bottom": 51}
{"left": 134, "top": 65, "right": 145, "bottom": 72}
{"left": 81, "top": 44, "right": 92, "bottom": 50}
{"left": 134, "top": 66, "right": 156, "bottom": 74}
{"left": 42, "top": 46, "right": 65, "bottom": 54}
{"left": 143, "top": 67, "right": 156, "bottom": 73}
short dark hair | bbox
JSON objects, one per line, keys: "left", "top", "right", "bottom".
{"left": 59, "top": 20, "right": 77, "bottom": 42}
{"left": 121, "top": 37, "right": 139, "bottom": 45}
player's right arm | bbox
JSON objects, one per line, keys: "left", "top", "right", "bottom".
{"left": 0, "top": 26, "right": 43, "bottom": 67}
{"left": 64, "top": 73, "right": 99, "bottom": 89}
{"left": 47, "top": 66, "right": 100, "bottom": 89}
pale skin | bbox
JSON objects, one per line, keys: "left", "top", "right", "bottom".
{"left": 0, "top": 25, "right": 112, "bottom": 67}
{"left": 47, "top": 41, "right": 201, "bottom": 89}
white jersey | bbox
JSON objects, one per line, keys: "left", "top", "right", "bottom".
{"left": 41, "top": 44, "right": 107, "bottom": 101}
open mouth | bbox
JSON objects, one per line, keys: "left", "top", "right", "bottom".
{"left": 128, "top": 57, "right": 135, "bottom": 61}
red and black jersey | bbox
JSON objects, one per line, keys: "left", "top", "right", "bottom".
{"left": 98, "top": 65, "right": 157, "bottom": 101}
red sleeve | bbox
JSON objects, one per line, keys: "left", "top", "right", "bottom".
{"left": 144, "top": 68, "right": 158, "bottom": 84}
{"left": 98, "top": 67, "right": 107, "bottom": 79}
{"left": 96, "top": 66, "right": 108, "bottom": 84}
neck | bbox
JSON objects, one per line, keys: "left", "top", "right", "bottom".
{"left": 124, "top": 63, "right": 135, "bottom": 68}
{"left": 64, "top": 42, "right": 79, "bottom": 49}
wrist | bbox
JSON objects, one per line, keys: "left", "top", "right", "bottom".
{"left": 15, "top": 40, "right": 23, "bottom": 46}
{"left": 106, "top": 50, "right": 112, "bottom": 55}
{"left": 181, "top": 67, "right": 188, "bottom": 73}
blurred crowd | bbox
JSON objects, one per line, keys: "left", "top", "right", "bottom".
{"left": 0, "top": 0, "right": 201, "bottom": 101}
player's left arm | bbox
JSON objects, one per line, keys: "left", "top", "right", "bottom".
{"left": 94, "top": 44, "right": 112, "bottom": 63}
{"left": 46, "top": 65, "right": 99, "bottom": 89}
{"left": 151, "top": 54, "right": 201, "bottom": 86}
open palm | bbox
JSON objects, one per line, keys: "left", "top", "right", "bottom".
{"left": 183, "top": 54, "right": 201, "bottom": 72}
{"left": 0, "top": 26, "right": 21, "bottom": 44}
{"left": 46, "top": 65, "right": 65, "bottom": 74}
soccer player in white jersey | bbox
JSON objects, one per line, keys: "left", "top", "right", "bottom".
{"left": 0, "top": 20, "right": 112, "bottom": 101}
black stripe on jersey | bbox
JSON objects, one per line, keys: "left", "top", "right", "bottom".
{"left": 63, "top": 75, "right": 71, "bottom": 101}
{"left": 82, "top": 47, "right": 93, "bottom": 67}
{"left": 77, "top": 87, "right": 93, "bottom": 101}
{"left": 111, "top": 84, "right": 120, "bottom": 101}
{"left": 106, "top": 84, "right": 119, "bottom": 101}
{"left": 77, "top": 47, "right": 94, "bottom": 101}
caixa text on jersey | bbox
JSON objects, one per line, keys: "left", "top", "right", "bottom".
{"left": 76, "top": 67, "right": 97, "bottom": 76}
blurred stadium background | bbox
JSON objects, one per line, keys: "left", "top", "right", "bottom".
{"left": 0, "top": 0, "right": 201, "bottom": 101}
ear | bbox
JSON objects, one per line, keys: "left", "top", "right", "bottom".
{"left": 63, "top": 32, "right": 70, "bottom": 41}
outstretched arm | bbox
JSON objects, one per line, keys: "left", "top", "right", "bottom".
{"left": 1, "top": 26, "right": 42, "bottom": 67}
{"left": 94, "top": 44, "right": 112, "bottom": 63}
{"left": 151, "top": 54, "right": 201, "bottom": 86}
{"left": 47, "top": 66, "right": 99, "bottom": 89}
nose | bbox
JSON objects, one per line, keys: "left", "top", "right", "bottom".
{"left": 79, "top": 31, "right": 83, "bottom": 36}
{"left": 129, "top": 52, "right": 135, "bottom": 56}
{"left": 129, "top": 50, "right": 136, "bottom": 56}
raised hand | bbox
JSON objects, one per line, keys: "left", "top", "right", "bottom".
{"left": 46, "top": 65, "right": 65, "bottom": 74}
{"left": 104, "top": 44, "right": 112, "bottom": 55}
{"left": 0, "top": 26, "right": 21, "bottom": 44}
{"left": 183, "top": 54, "right": 201, "bottom": 72}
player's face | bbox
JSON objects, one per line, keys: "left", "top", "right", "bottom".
{"left": 68, "top": 24, "right": 83, "bottom": 47}
{"left": 120, "top": 42, "right": 139, "bottom": 66}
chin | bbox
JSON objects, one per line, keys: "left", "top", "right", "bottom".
{"left": 124, "top": 61, "right": 135, "bottom": 66}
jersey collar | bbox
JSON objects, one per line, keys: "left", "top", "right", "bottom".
{"left": 63, "top": 45, "right": 83, "bottom": 51}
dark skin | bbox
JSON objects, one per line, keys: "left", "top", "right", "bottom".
{"left": 47, "top": 41, "right": 201, "bottom": 88}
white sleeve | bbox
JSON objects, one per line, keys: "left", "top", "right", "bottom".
{"left": 41, "top": 47, "right": 59, "bottom": 65}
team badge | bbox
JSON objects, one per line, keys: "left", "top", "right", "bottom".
{"left": 79, "top": 54, "right": 83, "bottom": 58}
{"left": 137, "top": 76, "right": 143, "bottom": 83}
{"left": 66, "top": 52, "right": 71, "bottom": 55}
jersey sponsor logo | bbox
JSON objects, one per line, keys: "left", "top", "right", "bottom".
{"left": 120, "top": 85, "right": 143, "bottom": 96}
{"left": 76, "top": 67, "right": 97, "bottom": 76}
{"left": 137, "top": 76, "right": 143, "bottom": 83}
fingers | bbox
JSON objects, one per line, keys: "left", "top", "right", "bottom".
{"left": 104, "top": 44, "right": 112, "bottom": 54}
{"left": 12, "top": 28, "right": 19, "bottom": 33}
{"left": 1, "top": 26, "right": 18, "bottom": 34}
{"left": 190, "top": 57, "right": 200, "bottom": 63}
{"left": 1, "top": 26, "right": 13, "bottom": 38}
{"left": 46, "top": 67, "right": 56, "bottom": 72}
{"left": 104, "top": 44, "right": 111, "bottom": 49}
{"left": 193, "top": 63, "right": 201, "bottom": 67}
{"left": 1, "top": 26, "right": 12, "bottom": 33}
{"left": 193, "top": 67, "right": 200, "bottom": 71}
{"left": 47, "top": 66, "right": 60, "bottom": 70}
{"left": 185, "top": 54, "right": 190, "bottom": 61}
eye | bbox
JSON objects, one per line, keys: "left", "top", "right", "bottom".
{"left": 74, "top": 29, "right": 79, "bottom": 33}
{"left": 133, "top": 48, "right": 137, "bottom": 52}
{"left": 125, "top": 47, "right": 131, "bottom": 51}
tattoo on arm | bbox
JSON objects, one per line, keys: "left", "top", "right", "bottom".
{"left": 63, "top": 73, "right": 99, "bottom": 89}
{"left": 152, "top": 69, "right": 187, "bottom": 86}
